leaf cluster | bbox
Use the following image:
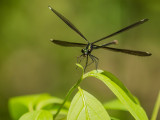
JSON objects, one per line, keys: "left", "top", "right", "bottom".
{"left": 8, "top": 64, "right": 160, "bottom": 120}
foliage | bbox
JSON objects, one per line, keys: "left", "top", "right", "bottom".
{"left": 8, "top": 64, "right": 159, "bottom": 120}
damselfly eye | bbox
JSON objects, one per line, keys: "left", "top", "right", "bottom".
{"left": 81, "top": 49, "right": 84, "bottom": 53}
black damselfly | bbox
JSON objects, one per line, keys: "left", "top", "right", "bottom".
{"left": 48, "top": 6, "right": 151, "bottom": 70}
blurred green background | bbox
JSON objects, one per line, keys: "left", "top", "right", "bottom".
{"left": 0, "top": 0, "right": 160, "bottom": 119}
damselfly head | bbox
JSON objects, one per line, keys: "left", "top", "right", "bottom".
{"left": 81, "top": 48, "right": 91, "bottom": 56}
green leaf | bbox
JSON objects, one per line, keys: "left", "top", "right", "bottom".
{"left": 103, "top": 99, "right": 127, "bottom": 111}
{"left": 19, "top": 110, "right": 53, "bottom": 120}
{"left": 8, "top": 93, "right": 51, "bottom": 120}
{"left": 151, "top": 91, "right": 160, "bottom": 120}
{"left": 36, "top": 97, "right": 70, "bottom": 110}
{"left": 83, "top": 70, "right": 148, "bottom": 120}
{"left": 67, "top": 87, "right": 110, "bottom": 120}
{"left": 9, "top": 93, "right": 68, "bottom": 120}
{"left": 36, "top": 97, "right": 70, "bottom": 116}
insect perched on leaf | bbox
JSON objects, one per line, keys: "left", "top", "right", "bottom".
{"left": 48, "top": 6, "right": 151, "bottom": 70}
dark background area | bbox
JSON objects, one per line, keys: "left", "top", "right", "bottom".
{"left": 0, "top": 0, "right": 159, "bottom": 119}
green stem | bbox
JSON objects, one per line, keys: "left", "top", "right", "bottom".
{"left": 53, "top": 65, "right": 84, "bottom": 119}
{"left": 151, "top": 91, "right": 160, "bottom": 120}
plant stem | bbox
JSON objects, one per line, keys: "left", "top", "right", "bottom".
{"left": 53, "top": 75, "right": 83, "bottom": 119}
{"left": 151, "top": 91, "right": 160, "bottom": 120}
